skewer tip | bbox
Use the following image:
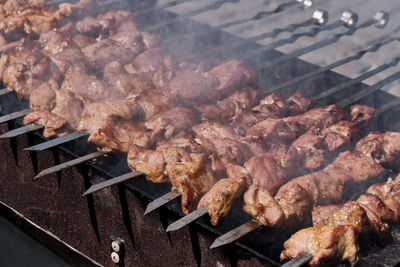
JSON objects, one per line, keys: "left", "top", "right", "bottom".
{"left": 143, "top": 206, "right": 154, "bottom": 216}
{"left": 210, "top": 241, "right": 221, "bottom": 250}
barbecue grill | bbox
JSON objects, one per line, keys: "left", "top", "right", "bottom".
{"left": 1, "top": 0, "right": 400, "bottom": 266}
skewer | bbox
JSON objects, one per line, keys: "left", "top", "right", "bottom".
{"left": 281, "top": 253, "right": 314, "bottom": 267}
{"left": 34, "top": 151, "right": 107, "bottom": 180}
{"left": 0, "top": 124, "right": 44, "bottom": 139}
{"left": 183, "top": 9, "right": 328, "bottom": 61}
{"left": 24, "top": 131, "right": 89, "bottom": 151}
{"left": 82, "top": 171, "right": 143, "bottom": 196}
{"left": 0, "top": 88, "right": 12, "bottom": 97}
{"left": 143, "top": 189, "right": 182, "bottom": 215}
{"left": 166, "top": 207, "right": 207, "bottom": 232}
{"left": 0, "top": 108, "right": 32, "bottom": 124}
{"left": 216, "top": 0, "right": 311, "bottom": 29}
{"left": 209, "top": 77, "right": 400, "bottom": 249}
{"left": 144, "top": 0, "right": 241, "bottom": 32}
{"left": 253, "top": 10, "right": 388, "bottom": 71}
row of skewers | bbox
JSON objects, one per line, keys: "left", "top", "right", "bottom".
{"left": 0, "top": 1, "right": 400, "bottom": 265}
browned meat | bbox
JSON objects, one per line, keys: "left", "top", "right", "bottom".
{"left": 312, "top": 201, "right": 370, "bottom": 235}
{"left": 29, "top": 79, "right": 58, "bottom": 111}
{"left": 286, "top": 90, "right": 312, "bottom": 115}
{"left": 366, "top": 177, "right": 400, "bottom": 221}
{"left": 281, "top": 225, "right": 358, "bottom": 266}
{"left": 103, "top": 61, "right": 154, "bottom": 96}
{"left": 58, "top": 0, "right": 101, "bottom": 19}
{"left": 197, "top": 167, "right": 249, "bottom": 226}
{"left": 23, "top": 110, "right": 70, "bottom": 138}
{"left": 244, "top": 153, "right": 286, "bottom": 194}
{"left": 284, "top": 128, "right": 325, "bottom": 171}
{"left": 351, "top": 104, "right": 375, "bottom": 127}
{"left": 357, "top": 193, "right": 396, "bottom": 223}
{"left": 157, "top": 144, "right": 216, "bottom": 214}
{"left": 246, "top": 117, "right": 296, "bottom": 142}
{"left": 132, "top": 47, "right": 176, "bottom": 88}
{"left": 322, "top": 120, "right": 359, "bottom": 151}
{"left": 198, "top": 87, "right": 260, "bottom": 122}
{"left": 82, "top": 38, "right": 138, "bottom": 71}
{"left": 167, "top": 69, "right": 219, "bottom": 106}
{"left": 72, "top": 34, "right": 96, "bottom": 49}
{"left": 75, "top": 16, "right": 102, "bottom": 37}
{"left": 230, "top": 111, "right": 269, "bottom": 136}
{"left": 243, "top": 185, "right": 285, "bottom": 227}
{"left": 127, "top": 144, "right": 167, "bottom": 183}
{"left": 208, "top": 60, "right": 256, "bottom": 98}
{"left": 144, "top": 107, "right": 199, "bottom": 140}
{"left": 355, "top": 131, "right": 400, "bottom": 171}
{"left": 51, "top": 90, "right": 83, "bottom": 129}
{"left": 252, "top": 91, "right": 286, "bottom": 116}
{"left": 61, "top": 66, "right": 124, "bottom": 103}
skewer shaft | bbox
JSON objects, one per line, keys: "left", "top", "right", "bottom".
{"left": 83, "top": 171, "right": 143, "bottom": 196}
{"left": 166, "top": 207, "right": 207, "bottom": 232}
{"left": 210, "top": 219, "right": 261, "bottom": 249}
{"left": 24, "top": 131, "right": 89, "bottom": 151}
{"left": 0, "top": 124, "right": 44, "bottom": 139}
{"left": 0, "top": 108, "right": 32, "bottom": 124}
{"left": 144, "top": 189, "right": 182, "bottom": 215}
{"left": 34, "top": 151, "right": 106, "bottom": 180}
{"left": 281, "top": 253, "right": 314, "bottom": 267}
{"left": 0, "top": 88, "right": 12, "bottom": 97}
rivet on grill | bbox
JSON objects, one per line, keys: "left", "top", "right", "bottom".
{"left": 312, "top": 9, "right": 329, "bottom": 26}
{"left": 297, "top": 0, "right": 313, "bottom": 9}
{"left": 340, "top": 10, "right": 358, "bottom": 28}
{"left": 373, "top": 11, "right": 389, "bottom": 29}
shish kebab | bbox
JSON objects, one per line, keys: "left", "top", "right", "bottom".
{"left": 210, "top": 124, "right": 400, "bottom": 249}
{"left": 281, "top": 174, "right": 400, "bottom": 266}
{"left": 159, "top": 66, "right": 399, "bottom": 226}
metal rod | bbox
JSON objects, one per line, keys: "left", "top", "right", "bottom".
{"left": 264, "top": 35, "right": 400, "bottom": 94}
{"left": 0, "top": 124, "right": 44, "bottom": 139}
{"left": 254, "top": 16, "right": 379, "bottom": 71}
{"left": 144, "top": 0, "right": 241, "bottom": 32}
{"left": 82, "top": 171, "right": 143, "bottom": 196}
{"left": 375, "top": 97, "right": 400, "bottom": 115}
{"left": 133, "top": 0, "right": 193, "bottom": 17}
{"left": 314, "top": 57, "right": 400, "bottom": 103}
{"left": 24, "top": 131, "right": 89, "bottom": 151}
{"left": 143, "top": 189, "right": 182, "bottom": 215}
{"left": 166, "top": 207, "right": 208, "bottom": 232}
{"left": 0, "top": 88, "right": 12, "bottom": 97}
{"left": 210, "top": 219, "right": 261, "bottom": 249}
{"left": 34, "top": 151, "right": 107, "bottom": 180}
{"left": 217, "top": 0, "right": 304, "bottom": 29}
{"left": 281, "top": 253, "right": 314, "bottom": 267}
{"left": 0, "top": 108, "right": 32, "bottom": 124}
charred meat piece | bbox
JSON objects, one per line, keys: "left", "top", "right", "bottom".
{"left": 286, "top": 90, "right": 312, "bottom": 115}
{"left": 252, "top": 91, "right": 286, "bottom": 116}
{"left": 357, "top": 193, "right": 396, "bottom": 223}
{"left": 355, "top": 131, "right": 400, "bottom": 171}
{"left": 29, "top": 79, "right": 58, "bottom": 111}
{"left": 198, "top": 87, "right": 260, "bottom": 122}
{"left": 208, "top": 60, "right": 256, "bottom": 98}
{"left": 51, "top": 90, "right": 83, "bottom": 129}
{"left": 72, "top": 34, "right": 96, "bottom": 49}
{"left": 23, "top": 110, "right": 70, "bottom": 138}
{"left": 197, "top": 167, "right": 249, "bottom": 226}
{"left": 322, "top": 120, "right": 359, "bottom": 152}
{"left": 350, "top": 104, "right": 375, "bottom": 127}
{"left": 230, "top": 110, "right": 270, "bottom": 136}
{"left": 246, "top": 117, "right": 296, "bottom": 142}
{"left": 312, "top": 201, "right": 370, "bottom": 236}
{"left": 280, "top": 225, "right": 358, "bottom": 267}
{"left": 243, "top": 185, "right": 285, "bottom": 227}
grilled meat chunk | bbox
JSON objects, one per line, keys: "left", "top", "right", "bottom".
{"left": 357, "top": 193, "right": 396, "bottom": 223}
{"left": 312, "top": 201, "right": 370, "bottom": 235}
{"left": 23, "top": 110, "right": 70, "bottom": 138}
{"left": 322, "top": 120, "right": 359, "bottom": 151}
{"left": 29, "top": 79, "right": 58, "bottom": 111}
{"left": 286, "top": 90, "right": 312, "bottom": 115}
{"left": 350, "top": 104, "right": 375, "bottom": 127}
{"left": 281, "top": 225, "right": 358, "bottom": 266}
{"left": 51, "top": 90, "right": 83, "bottom": 129}
{"left": 198, "top": 87, "right": 260, "bottom": 122}
{"left": 198, "top": 166, "right": 249, "bottom": 226}
{"left": 230, "top": 110, "right": 269, "bottom": 136}
{"left": 243, "top": 185, "right": 285, "bottom": 227}
{"left": 355, "top": 131, "right": 400, "bottom": 171}
{"left": 252, "top": 91, "right": 286, "bottom": 116}
{"left": 208, "top": 60, "right": 256, "bottom": 98}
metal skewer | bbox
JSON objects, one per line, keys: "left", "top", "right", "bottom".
{"left": 0, "top": 108, "right": 32, "bottom": 124}
{"left": 24, "top": 131, "right": 89, "bottom": 151}
{"left": 34, "top": 151, "right": 107, "bottom": 180}
{"left": 281, "top": 253, "right": 314, "bottom": 267}
{"left": 166, "top": 207, "right": 208, "bottom": 232}
{"left": 210, "top": 74, "right": 400, "bottom": 249}
{"left": 143, "top": 189, "right": 182, "bottom": 215}
{"left": 0, "top": 88, "right": 12, "bottom": 97}
{"left": 253, "top": 10, "right": 389, "bottom": 71}
{"left": 0, "top": 123, "right": 44, "bottom": 139}
{"left": 82, "top": 171, "right": 143, "bottom": 196}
